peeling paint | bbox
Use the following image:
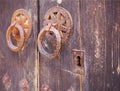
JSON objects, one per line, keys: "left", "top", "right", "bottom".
{"left": 113, "top": 23, "right": 119, "bottom": 32}
{"left": 94, "top": 31, "right": 100, "bottom": 59}
{"left": 98, "top": 3, "right": 102, "bottom": 8}
{"left": 117, "top": 66, "right": 120, "bottom": 75}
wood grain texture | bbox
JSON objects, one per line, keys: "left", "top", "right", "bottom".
{"left": 102, "top": 1, "right": 120, "bottom": 91}
{"left": 81, "top": 0, "right": 120, "bottom": 91}
{"left": 81, "top": 0, "right": 106, "bottom": 91}
{"left": 39, "top": 0, "right": 61, "bottom": 91}
{"left": 59, "top": 0, "right": 81, "bottom": 91}
{"left": 104, "top": 1, "right": 113, "bottom": 91}
{"left": 39, "top": 0, "right": 81, "bottom": 91}
{"left": 0, "top": 0, "right": 38, "bottom": 91}
{"left": 113, "top": 1, "right": 120, "bottom": 90}
{"left": 1, "top": 0, "right": 120, "bottom": 91}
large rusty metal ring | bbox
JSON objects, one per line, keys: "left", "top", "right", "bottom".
{"left": 6, "top": 22, "right": 25, "bottom": 52}
{"left": 37, "top": 24, "right": 61, "bottom": 60}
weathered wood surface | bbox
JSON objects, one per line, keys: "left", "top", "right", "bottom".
{"left": 81, "top": 0, "right": 120, "bottom": 91}
{"left": 39, "top": 0, "right": 81, "bottom": 91}
{"left": 0, "top": 0, "right": 38, "bottom": 91}
{"left": 81, "top": 0, "right": 106, "bottom": 91}
{"left": 39, "top": 0, "right": 120, "bottom": 91}
{"left": 0, "top": 0, "right": 120, "bottom": 91}
{"left": 105, "top": 1, "right": 120, "bottom": 91}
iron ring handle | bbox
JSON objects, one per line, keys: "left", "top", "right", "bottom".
{"left": 6, "top": 22, "right": 25, "bottom": 52}
{"left": 37, "top": 24, "right": 61, "bottom": 60}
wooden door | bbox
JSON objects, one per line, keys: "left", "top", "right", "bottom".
{"left": 0, "top": 0, "right": 39, "bottom": 91}
{"left": 39, "top": 0, "right": 81, "bottom": 91}
{"left": 39, "top": 0, "right": 120, "bottom": 91}
{"left": 0, "top": 0, "right": 120, "bottom": 91}
{"left": 81, "top": 0, "right": 120, "bottom": 91}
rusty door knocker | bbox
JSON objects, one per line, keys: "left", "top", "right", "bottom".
{"left": 6, "top": 9, "right": 32, "bottom": 52}
{"left": 43, "top": 6, "right": 73, "bottom": 44}
{"left": 37, "top": 6, "right": 73, "bottom": 60}
{"left": 37, "top": 24, "right": 61, "bottom": 60}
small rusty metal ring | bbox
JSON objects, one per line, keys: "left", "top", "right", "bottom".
{"left": 6, "top": 22, "right": 25, "bottom": 52}
{"left": 37, "top": 24, "right": 61, "bottom": 60}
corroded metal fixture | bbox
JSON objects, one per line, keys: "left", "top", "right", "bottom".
{"left": 6, "top": 22, "right": 25, "bottom": 52}
{"left": 38, "top": 24, "right": 61, "bottom": 60}
{"left": 6, "top": 9, "right": 32, "bottom": 52}
{"left": 11, "top": 9, "right": 32, "bottom": 42}
{"left": 44, "top": 6, "right": 73, "bottom": 44}
{"left": 38, "top": 6, "right": 73, "bottom": 60}
{"left": 72, "top": 49, "right": 85, "bottom": 75}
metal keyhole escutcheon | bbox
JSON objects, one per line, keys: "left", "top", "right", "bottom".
{"left": 6, "top": 9, "right": 32, "bottom": 52}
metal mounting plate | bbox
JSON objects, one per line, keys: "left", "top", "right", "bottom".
{"left": 11, "top": 9, "right": 32, "bottom": 41}
{"left": 44, "top": 6, "right": 73, "bottom": 44}
{"left": 72, "top": 49, "right": 85, "bottom": 75}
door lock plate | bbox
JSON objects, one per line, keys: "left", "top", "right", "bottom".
{"left": 72, "top": 49, "right": 85, "bottom": 75}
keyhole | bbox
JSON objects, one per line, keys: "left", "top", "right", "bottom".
{"left": 49, "top": 32, "right": 53, "bottom": 36}
{"left": 77, "top": 56, "right": 81, "bottom": 67}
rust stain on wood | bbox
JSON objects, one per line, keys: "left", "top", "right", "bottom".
{"left": 41, "top": 84, "right": 52, "bottom": 91}
{"left": 19, "top": 79, "right": 29, "bottom": 91}
{"left": 2, "top": 73, "right": 11, "bottom": 90}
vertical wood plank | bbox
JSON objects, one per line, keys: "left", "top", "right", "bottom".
{"left": 0, "top": 0, "right": 38, "bottom": 91}
{"left": 111, "top": 1, "right": 120, "bottom": 91}
{"left": 39, "top": 0, "right": 81, "bottom": 91}
{"left": 60, "top": 0, "right": 81, "bottom": 91}
{"left": 105, "top": 1, "right": 120, "bottom": 91}
{"left": 104, "top": 1, "right": 113, "bottom": 91}
{"left": 39, "top": 0, "right": 61, "bottom": 91}
{"left": 81, "top": 0, "right": 106, "bottom": 91}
